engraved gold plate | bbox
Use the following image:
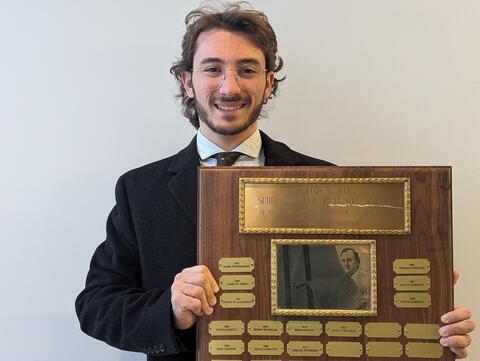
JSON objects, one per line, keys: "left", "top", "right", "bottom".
{"left": 240, "top": 178, "right": 410, "bottom": 234}
{"left": 394, "top": 275, "right": 431, "bottom": 291}
{"left": 393, "top": 259, "right": 430, "bottom": 274}
{"left": 325, "top": 322, "right": 362, "bottom": 337}
{"left": 366, "top": 342, "right": 403, "bottom": 357}
{"left": 247, "top": 321, "right": 283, "bottom": 336}
{"left": 326, "top": 342, "right": 363, "bottom": 357}
{"left": 208, "top": 340, "right": 244, "bottom": 356}
{"left": 287, "top": 341, "right": 323, "bottom": 357}
{"left": 208, "top": 321, "right": 244, "bottom": 336}
{"left": 247, "top": 340, "right": 284, "bottom": 356}
{"left": 405, "top": 342, "right": 443, "bottom": 358}
{"left": 286, "top": 321, "right": 322, "bottom": 336}
{"left": 404, "top": 324, "right": 440, "bottom": 340}
{"left": 220, "top": 293, "right": 255, "bottom": 308}
{"left": 218, "top": 257, "right": 254, "bottom": 273}
{"left": 365, "top": 323, "right": 402, "bottom": 338}
{"left": 219, "top": 275, "right": 255, "bottom": 290}
{"left": 394, "top": 293, "right": 431, "bottom": 308}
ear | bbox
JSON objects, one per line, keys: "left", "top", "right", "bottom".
{"left": 181, "top": 71, "right": 194, "bottom": 98}
{"left": 264, "top": 71, "right": 275, "bottom": 101}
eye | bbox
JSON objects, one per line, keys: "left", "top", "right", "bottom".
{"left": 238, "top": 65, "right": 260, "bottom": 77}
{"left": 200, "top": 65, "right": 223, "bottom": 76}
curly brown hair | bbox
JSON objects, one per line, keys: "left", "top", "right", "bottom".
{"left": 170, "top": 1, "right": 285, "bottom": 128}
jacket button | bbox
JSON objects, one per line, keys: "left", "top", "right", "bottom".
{"left": 159, "top": 344, "right": 166, "bottom": 353}
{"left": 153, "top": 345, "right": 159, "bottom": 353}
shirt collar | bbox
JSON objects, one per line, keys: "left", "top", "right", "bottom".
{"left": 197, "top": 128, "right": 262, "bottom": 161}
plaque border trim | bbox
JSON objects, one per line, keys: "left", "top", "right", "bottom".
{"left": 271, "top": 238, "right": 377, "bottom": 317}
{"left": 239, "top": 177, "right": 411, "bottom": 234}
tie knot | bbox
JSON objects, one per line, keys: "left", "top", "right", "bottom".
{"left": 214, "top": 152, "right": 242, "bottom": 166}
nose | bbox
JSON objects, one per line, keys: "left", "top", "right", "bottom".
{"left": 219, "top": 69, "right": 242, "bottom": 94}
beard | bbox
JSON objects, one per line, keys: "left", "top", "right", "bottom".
{"left": 194, "top": 92, "right": 264, "bottom": 136}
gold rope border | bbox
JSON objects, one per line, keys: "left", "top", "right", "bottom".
{"left": 239, "top": 177, "right": 411, "bottom": 235}
{"left": 271, "top": 239, "right": 377, "bottom": 317}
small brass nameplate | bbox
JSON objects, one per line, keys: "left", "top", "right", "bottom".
{"left": 366, "top": 342, "right": 403, "bottom": 357}
{"left": 208, "top": 340, "right": 244, "bottom": 356}
{"left": 247, "top": 321, "right": 283, "bottom": 336}
{"left": 394, "top": 293, "right": 431, "bottom": 308}
{"left": 219, "top": 275, "right": 255, "bottom": 290}
{"left": 326, "top": 342, "right": 363, "bottom": 357}
{"left": 248, "top": 340, "right": 284, "bottom": 356}
{"left": 393, "top": 259, "right": 430, "bottom": 274}
{"left": 404, "top": 324, "right": 440, "bottom": 340}
{"left": 240, "top": 178, "right": 410, "bottom": 234}
{"left": 286, "top": 321, "right": 322, "bottom": 336}
{"left": 325, "top": 321, "right": 362, "bottom": 337}
{"left": 287, "top": 341, "right": 323, "bottom": 357}
{"left": 394, "top": 275, "right": 431, "bottom": 291}
{"left": 365, "top": 323, "right": 402, "bottom": 338}
{"left": 405, "top": 342, "right": 443, "bottom": 358}
{"left": 219, "top": 257, "right": 254, "bottom": 273}
{"left": 220, "top": 293, "right": 255, "bottom": 308}
{"left": 209, "top": 320, "right": 244, "bottom": 336}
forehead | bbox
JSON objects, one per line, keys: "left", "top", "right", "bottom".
{"left": 193, "top": 29, "right": 265, "bottom": 65}
{"left": 341, "top": 250, "right": 355, "bottom": 258}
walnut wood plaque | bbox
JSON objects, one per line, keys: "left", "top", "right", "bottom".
{"left": 197, "top": 167, "right": 453, "bottom": 361}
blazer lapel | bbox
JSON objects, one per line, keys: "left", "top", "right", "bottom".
{"left": 260, "top": 131, "right": 302, "bottom": 166}
{"left": 167, "top": 137, "right": 200, "bottom": 225}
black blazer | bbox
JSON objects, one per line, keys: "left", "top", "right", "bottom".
{"left": 75, "top": 132, "right": 333, "bottom": 360}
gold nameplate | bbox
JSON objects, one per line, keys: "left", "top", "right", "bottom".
{"left": 325, "top": 321, "right": 362, "bottom": 337}
{"left": 287, "top": 341, "right": 323, "bottom": 357}
{"left": 247, "top": 321, "right": 283, "bottom": 336}
{"left": 405, "top": 342, "right": 443, "bottom": 358}
{"left": 366, "top": 342, "right": 403, "bottom": 357}
{"left": 247, "top": 340, "right": 284, "bottom": 356}
{"left": 326, "top": 341, "right": 363, "bottom": 357}
{"left": 218, "top": 257, "right": 254, "bottom": 273}
{"left": 364, "top": 323, "right": 402, "bottom": 338}
{"left": 393, "top": 259, "right": 430, "bottom": 274}
{"left": 219, "top": 275, "right": 255, "bottom": 290}
{"left": 239, "top": 178, "right": 410, "bottom": 234}
{"left": 220, "top": 293, "right": 255, "bottom": 308}
{"left": 208, "top": 340, "right": 244, "bottom": 356}
{"left": 394, "top": 293, "right": 431, "bottom": 308}
{"left": 404, "top": 323, "right": 440, "bottom": 340}
{"left": 286, "top": 321, "right": 322, "bottom": 336}
{"left": 394, "top": 275, "right": 431, "bottom": 291}
{"left": 208, "top": 321, "right": 244, "bottom": 336}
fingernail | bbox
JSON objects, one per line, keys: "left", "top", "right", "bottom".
{"left": 207, "top": 307, "right": 213, "bottom": 315}
{"left": 440, "top": 338, "right": 448, "bottom": 346}
{"left": 439, "top": 327, "right": 448, "bottom": 336}
{"left": 214, "top": 285, "right": 220, "bottom": 293}
{"left": 441, "top": 314, "right": 449, "bottom": 323}
{"left": 209, "top": 297, "right": 217, "bottom": 306}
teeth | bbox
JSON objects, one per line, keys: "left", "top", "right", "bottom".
{"left": 216, "top": 104, "right": 243, "bottom": 111}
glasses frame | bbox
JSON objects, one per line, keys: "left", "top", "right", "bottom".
{"left": 192, "top": 64, "right": 268, "bottom": 90}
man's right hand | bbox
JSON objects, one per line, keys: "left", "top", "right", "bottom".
{"left": 170, "top": 265, "right": 219, "bottom": 330}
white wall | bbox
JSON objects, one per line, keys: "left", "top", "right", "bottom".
{"left": 0, "top": 1, "right": 478, "bottom": 360}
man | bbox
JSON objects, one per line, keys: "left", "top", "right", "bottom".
{"left": 339, "top": 247, "right": 369, "bottom": 309}
{"left": 75, "top": 2, "right": 474, "bottom": 360}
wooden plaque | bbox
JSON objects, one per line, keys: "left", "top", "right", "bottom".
{"left": 197, "top": 167, "right": 453, "bottom": 361}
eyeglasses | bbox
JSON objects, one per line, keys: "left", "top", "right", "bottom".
{"left": 192, "top": 63, "right": 267, "bottom": 90}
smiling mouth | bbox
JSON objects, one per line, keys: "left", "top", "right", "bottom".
{"left": 214, "top": 103, "right": 246, "bottom": 111}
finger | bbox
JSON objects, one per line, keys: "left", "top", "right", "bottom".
{"left": 439, "top": 319, "right": 476, "bottom": 337}
{"left": 171, "top": 288, "right": 204, "bottom": 316}
{"left": 441, "top": 307, "right": 472, "bottom": 324}
{"left": 440, "top": 334, "right": 472, "bottom": 349}
{"left": 449, "top": 346, "right": 468, "bottom": 359}
{"left": 182, "top": 265, "right": 219, "bottom": 304}
{"left": 180, "top": 271, "right": 217, "bottom": 306}
{"left": 453, "top": 271, "right": 459, "bottom": 285}
{"left": 181, "top": 284, "right": 214, "bottom": 315}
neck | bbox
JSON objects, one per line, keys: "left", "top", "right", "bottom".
{"left": 199, "top": 123, "right": 258, "bottom": 151}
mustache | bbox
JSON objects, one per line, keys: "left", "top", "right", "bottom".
{"left": 212, "top": 95, "right": 250, "bottom": 103}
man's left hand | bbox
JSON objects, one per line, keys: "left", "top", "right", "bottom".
{"left": 439, "top": 271, "right": 475, "bottom": 359}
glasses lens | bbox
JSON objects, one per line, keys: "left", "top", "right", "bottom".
{"left": 196, "top": 64, "right": 265, "bottom": 90}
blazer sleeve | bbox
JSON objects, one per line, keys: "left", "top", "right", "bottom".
{"left": 75, "top": 175, "right": 195, "bottom": 356}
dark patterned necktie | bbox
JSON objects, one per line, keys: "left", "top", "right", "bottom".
{"left": 214, "top": 152, "right": 242, "bottom": 166}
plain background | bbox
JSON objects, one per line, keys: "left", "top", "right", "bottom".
{"left": 0, "top": 1, "right": 478, "bottom": 360}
